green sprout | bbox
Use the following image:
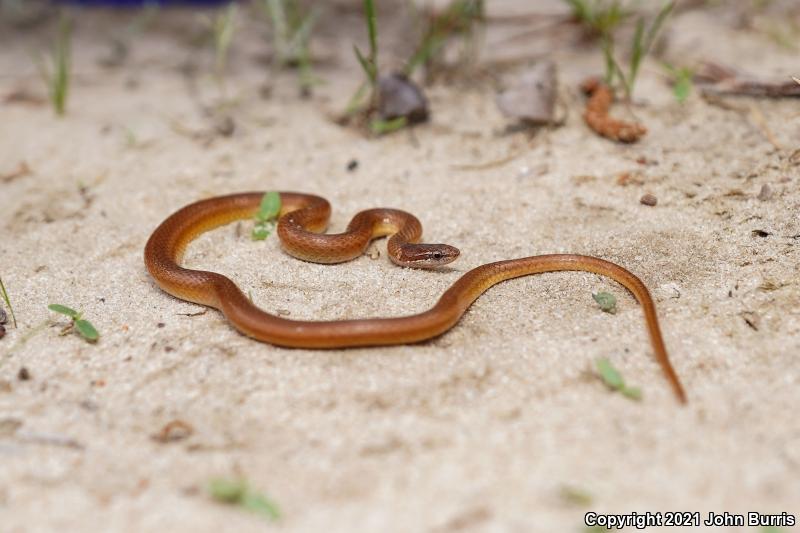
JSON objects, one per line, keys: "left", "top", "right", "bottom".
{"left": 592, "top": 291, "right": 617, "bottom": 314}
{"left": 0, "top": 277, "right": 18, "bottom": 328}
{"left": 48, "top": 304, "right": 99, "bottom": 343}
{"left": 595, "top": 358, "right": 641, "bottom": 400}
{"left": 211, "top": 3, "right": 237, "bottom": 82}
{"left": 260, "top": 0, "right": 321, "bottom": 94}
{"left": 208, "top": 478, "right": 281, "bottom": 521}
{"left": 38, "top": 12, "right": 72, "bottom": 116}
{"left": 663, "top": 63, "right": 694, "bottom": 103}
{"left": 252, "top": 191, "right": 282, "bottom": 241}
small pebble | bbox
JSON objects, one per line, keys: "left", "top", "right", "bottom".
{"left": 17, "top": 367, "right": 30, "bottom": 381}
{"left": 213, "top": 115, "right": 236, "bottom": 137}
{"left": 640, "top": 193, "right": 658, "bottom": 206}
{"left": 0, "top": 308, "right": 6, "bottom": 324}
{"left": 347, "top": 159, "right": 359, "bottom": 172}
{"left": 377, "top": 72, "right": 429, "bottom": 123}
{"left": 496, "top": 61, "right": 557, "bottom": 125}
{"left": 757, "top": 183, "right": 773, "bottom": 201}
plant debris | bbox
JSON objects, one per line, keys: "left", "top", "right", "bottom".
{"left": 152, "top": 419, "right": 194, "bottom": 443}
{"left": 696, "top": 62, "right": 800, "bottom": 98}
{"left": 0, "top": 161, "right": 32, "bottom": 183}
{"left": 581, "top": 78, "right": 646, "bottom": 143}
{"left": 741, "top": 311, "right": 760, "bottom": 331}
{"left": 496, "top": 61, "right": 557, "bottom": 125}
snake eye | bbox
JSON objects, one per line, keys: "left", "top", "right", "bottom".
{"left": 432, "top": 251, "right": 443, "bottom": 260}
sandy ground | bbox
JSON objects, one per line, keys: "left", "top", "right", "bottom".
{"left": 1, "top": 1, "right": 799, "bottom": 532}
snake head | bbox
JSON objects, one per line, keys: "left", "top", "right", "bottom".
{"left": 396, "top": 243, "right": 460, "bottom": 269}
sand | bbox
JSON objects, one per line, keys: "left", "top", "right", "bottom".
{"left": 1, "top": 1, "right": 799, "bottom": 531}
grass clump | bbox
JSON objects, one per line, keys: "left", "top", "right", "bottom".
{"left": 208, "top": 478, "right": 281, "bottom": 521}
{"left": 38, "top": 12, "right": 72, "bottom": 116}
{"left": 405, "top": 0, "right": 485, "bottom": 78}
{"left": 48, "top": 304, "right": 99, "bottom": 343}
{"left": 346, "top": 0, "right": 380, "bottom": 117}
{"left": 211, "top": 3, "right": 237, "bottom": 83}
{"left": 565, "top": 0, "right": 675, "bottom": 100}
{"left": 260, "top": 0, "right": 320, "bottom": 94}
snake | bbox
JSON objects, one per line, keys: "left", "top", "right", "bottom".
{"left": 144, "top": 192, "right": 687, "bottom": 403}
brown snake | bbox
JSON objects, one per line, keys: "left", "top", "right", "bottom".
{"left": 144, "top": 192, "right": 687, "bottom": 403}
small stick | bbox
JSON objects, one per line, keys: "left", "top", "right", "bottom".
{"left": 697, "top": 62, "right": 800, "bottom": 98}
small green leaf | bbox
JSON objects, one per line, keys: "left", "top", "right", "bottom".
{"left": 241, "top": 491, "right": 282, "bottom": 520}
{"left": 559, "top": 484, "right": 593, "bottom": 506}
{"left": 673, "top": 77, "right": 691, "bottom": 102}
{"left": 592, "top": 291, "right": 617, "bottom": 314}
{"left": 596, "top": 358, "right": 625, "bottom": 390}
{"left": 256, "top": 191, "right": 281, "bottom": 221}
{"left": 208, "top": 478, "right": 280, "bottom": 521}
{"left": 48, "top": 304, "right": 80, "bottom": 319}
{"left": 252, "top": 192, "right": 281, "bottom": 240}
{"left": 369, "top": 116, "right": 407, "bottom": 135}
{"left": 251, "top": 220, "right": 276, "bottom": 241}
{"left": 208, "top": 478, "right": 247, "bottom": 503}
{"left": 621, "top": 386, "right": 642, "bottom": 401}
{"left": 673, "top": 68, "right": 693, "bottom": 103}
{"left": 74, "top": 319, "right": 99, "bottom": 342}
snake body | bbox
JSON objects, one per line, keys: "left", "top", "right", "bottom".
{"left": 144, "top": 192, "right": 686, "bottom": 403}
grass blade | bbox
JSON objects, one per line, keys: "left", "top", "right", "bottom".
{"left": 0, "top": 277, "right": 17, "bottom": 328}
{"left": 363, "top": 0, "right": 377, "bottom": 65}
{"left": 369, "top": 116, "right": 407, "bottom": 135}
{"left": 354, "top": 45, "right": 376, "bottom": 85}
{"left": 52, "top": 13, "right": 71, "bottom": 116}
